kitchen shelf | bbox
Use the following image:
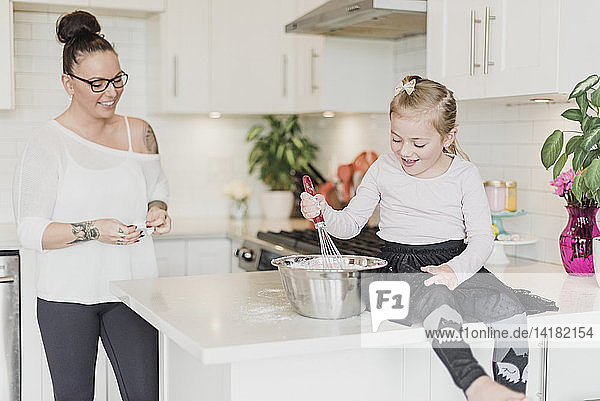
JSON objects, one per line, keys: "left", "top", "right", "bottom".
{"left": 488, "top": 210, "right": 537, "bottom": 265}
{"left": 492, "top": 209, "right": 525, "bottom": 236}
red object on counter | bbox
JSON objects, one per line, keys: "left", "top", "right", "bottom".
{"left": 338, "top": 151, "right": 379, "bottom": 204}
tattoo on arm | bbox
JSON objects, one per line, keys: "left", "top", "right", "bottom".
{"left": 148, "top": 200, "right": 168, "bottom": 211}
{"left": 68, "top": 221, "right": 100, "bottom": 245}
{"left": 144, "top": 123, "right": 159, "bottom": 154}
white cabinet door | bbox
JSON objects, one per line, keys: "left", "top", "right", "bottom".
{"left": 428, "top": 337, "right": 494, "bottom": 401}
{"left": 544, "top": 346, "right": 600, "bottom": 400}
{"left": 0, "top": 0, "right": 13, "bottom": 110}
{"left": 427, "top": 0, "right": 486, "bottom": 100}
{"left": 147, "top": 0, "right": 210, "bottom": 114}
{"left": 186, "top": 238, "right": 232, "bottom": 275}
{"left": 210, "top": 0, "right": 296, "bottom": 114}
{"left": 293, "top": 35, "right": 324, "bottom": 113}
{"left": 428, "top": 0, "right": 600, "bottom": 100}
{"left": 154, "top": 237, "right": 232, "bottom": 277}
{"left": 15, "top": 0, "right": 87, "bottom": 5}
{"left": 154, "top": 239, "right": 186, "bottom": 277}
{"left": 483, "top": 0, "right": 559, "bottom": 98}
{"left": 88, "top": 0, "right": 165, "bottom": 12}
{"left": 294, "top": 35, "right": 395, "bottom": 113}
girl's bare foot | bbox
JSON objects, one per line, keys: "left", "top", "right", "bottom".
{"left": 465, "top": 376, "right": 531, "bottom": 401}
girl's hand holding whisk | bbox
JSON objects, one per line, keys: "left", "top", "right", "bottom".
{"left": 421, "top": 264, "right": 459, "bottom": 290}
{"left": 300, "top": 192, "right": 328, "bottom": 220}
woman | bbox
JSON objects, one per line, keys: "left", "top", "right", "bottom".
{"left": 13, "top": 10, "right": 170, "bottom": 401}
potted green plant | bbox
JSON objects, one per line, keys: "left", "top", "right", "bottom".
{"left": 247, "top": 115, "right": 318, "bottom": 218}
{"left": 540, "top": 74, "right": 600, "bottom": 274}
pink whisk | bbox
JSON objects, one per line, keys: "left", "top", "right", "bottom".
{"left": 302, "top": 175, "right": 344, "bottom": 269}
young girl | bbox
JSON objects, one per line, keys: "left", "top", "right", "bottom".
{"left": 301, "top": 76, "right": 532, "bottom": 401}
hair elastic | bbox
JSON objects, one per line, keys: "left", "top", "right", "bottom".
{"left": 394, "top": 79, "right": 416, "bottom": 96}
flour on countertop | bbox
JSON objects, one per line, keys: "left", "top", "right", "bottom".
{"left": 235, "top": 289, "right": 294, "bottom": 322}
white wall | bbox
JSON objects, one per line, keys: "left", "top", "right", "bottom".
{"left": 0, "top": 12, "right": 577, "bottom": 265}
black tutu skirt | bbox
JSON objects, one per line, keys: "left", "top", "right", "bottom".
{"left": 362, "top": 240, "right": 558, "bottom": 326}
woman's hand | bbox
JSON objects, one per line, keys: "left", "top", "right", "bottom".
{"left": 146, "top": 205, "right": 172, "bottom": 235}
{"left": 421, "top": 264, "right": 459, "bottom": 290}
{"left": 300, "top": 192, "right": 328, "bottom": 220}
{"left": 92, "top": 219, "right": 143, "bottom": 246}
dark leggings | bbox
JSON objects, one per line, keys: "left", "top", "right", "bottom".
{"left": 37, "top": 298, "right": 158, "bottom": 401}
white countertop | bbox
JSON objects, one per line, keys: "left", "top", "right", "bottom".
{"left": 110, "top": 259, "right": 600, "bottom": 366}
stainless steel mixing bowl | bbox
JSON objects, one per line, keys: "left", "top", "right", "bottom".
{"left": 270, "top": 255, "right": 388, "bottom": 319}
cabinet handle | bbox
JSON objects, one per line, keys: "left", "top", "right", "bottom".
{"left": 0, "top": 275, "right": 15, "bottom": 283}
{"left": 311, "top": 48, "right": 320, "bottom": 94}
{"left": 537, "top": 336, "right": 548, "bottom": 401}
{"left": 282, "top": 54, "right": 288, "bottom": 98}
{"left": 469, "top": 10, "right": 481, "bottom": 76}
{"left": 483, "top": 6, "right": 496, "bottom": 74}
{"left": 173, "top": 55, "right": 179, "bottom": 97}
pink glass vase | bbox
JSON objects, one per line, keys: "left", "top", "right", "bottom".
{"left": 559, "top": 206, "right": 600, "bottom": 275}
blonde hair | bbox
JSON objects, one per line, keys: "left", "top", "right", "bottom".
{"left": 390, "top": 75, "right": 470, "bottom": 161}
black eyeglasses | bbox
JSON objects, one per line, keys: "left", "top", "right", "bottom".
{"left": 68, "top": 71, "right": 129, "bottom": 93}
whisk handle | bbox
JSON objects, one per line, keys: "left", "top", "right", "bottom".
{"left": 302, "top": 175, "right": 325, "bottom": 225}
{"left": 302, "top": 175, "right": 316, "bottom": 196}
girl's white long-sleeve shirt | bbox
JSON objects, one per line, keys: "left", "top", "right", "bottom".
{"left": 13, "top": 118, "right": 169, "bottom": 304}
{"left": 322, "top": 152, "right": 493, "bottom": 285}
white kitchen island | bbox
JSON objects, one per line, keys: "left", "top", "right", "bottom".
{"left": 110, "top": 260, "right": 600, "bottom": 401}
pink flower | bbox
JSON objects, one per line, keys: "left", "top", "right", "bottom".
{"left": 553, "top": 185, "right": 565, "bottom": 196}
{"left": 550, "top": 168, "right": 584, "bottom": 199}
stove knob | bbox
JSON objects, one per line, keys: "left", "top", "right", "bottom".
{"left": 235, "top": 248, "right": 254, "bottom": 262}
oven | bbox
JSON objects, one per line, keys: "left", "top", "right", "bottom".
{"left": 235, "top": 227, "right": 384, "bottom": 272}
{"left": 235, "top": 237, "right": 296, "bottom": 272}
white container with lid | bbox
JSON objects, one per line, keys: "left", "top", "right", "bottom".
{"left": 484, "top": 180, "right": 506, "bottom": 212}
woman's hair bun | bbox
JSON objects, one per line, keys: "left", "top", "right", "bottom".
{"left": 56, "top": 10, "right": 101, "bottom": 44}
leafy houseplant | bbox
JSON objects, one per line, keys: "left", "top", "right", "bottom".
{"left": 540, "top": 74, "right": 600, "bottom": 274}
{"left": 246, "top": 115, "right": 318, "bottom": 218}
{"left": 247, "top": 115, "right": 318, "bottom": 190}
{"left": 541, "top": 74, "right": 600, "bottom": 204}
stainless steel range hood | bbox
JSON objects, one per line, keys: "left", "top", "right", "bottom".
{"left": 285, "top": 0, "right": 427, "bottom": 40}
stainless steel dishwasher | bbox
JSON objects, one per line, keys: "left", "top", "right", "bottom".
{"left": 0, "top": 250, "right": 19, "bottom": 401}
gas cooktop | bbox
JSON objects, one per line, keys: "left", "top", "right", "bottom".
{"left": 256, "top": 226, "right": 384, "bottom": 257}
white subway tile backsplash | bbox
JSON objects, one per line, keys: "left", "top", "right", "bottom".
{"left": 516, "top": 144, "right": 544, "bottom": 167}
{"left": 31, "top": 23, "right": 56, "bottom": 40}
{"left": 502, "top": 167, "right": 530, "bottom": 189}
{"left": 15, "top": 73, "right": 62, "bottom": 90}
{"left": 478, "top": 166, "right": 504, "bottom": 181}
{"left": 543, "top": 192, "right": 568, "bottom": 218}
{"left": 460, "top": 101, "right": 494, "bottom": 122}
{"left": 513, "top": 240, "right": 545, "bottom": 262}
{"left": 532, "top": 214, "right": 566, "bottom": 240}
{"left": 13, "top": 12, "right": 47, "bottom": 23}
{"left": 491, "top": 144, "right": 519, "bottom": 166}
{"left": 530, "top": 167, "right": 554, "bottom": 192}
{"left": 544, "top": 238, "right": 562, "bottom": 265}
{"left": 532, "top": 119, "right": 561, "bottom": 144}
{"left": 13, "top": 23, "right": 32, "bottom": 40}
{"left": 14, "top": 39, "right": 60, "bottom": 57}
{"left": 518, "top": 102, "right": 563, "bottom": 121}
{"left": 502, "top": 214, "right": 532, "bottom": 235}
{"left": 490, "top": 103, "right": 521, "bottom": 121}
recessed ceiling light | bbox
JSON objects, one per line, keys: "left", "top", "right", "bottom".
{"left": 322, "top": 111, "right": 335, "bottom": 118}
{"left": 530, "top": 98, "right": 553, "bottom": 103}
{"left": 208, "top": 111, "right": 222, "bottom": 119}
